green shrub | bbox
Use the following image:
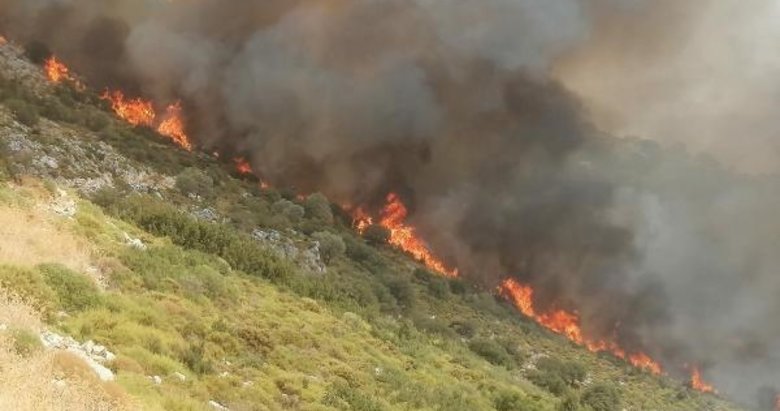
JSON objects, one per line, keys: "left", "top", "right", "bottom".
{"left": 468, "top": 338, "right": 512, "bottom": 367}
{"left": 322, "top": 381, "right": 386, "bottom": 411}
{"left": 304, "top": 193, "right": 334, "bottom": 224}
{"left": 175, "top": 167, "right": 214, "bottom": 198}
{"left": 0, "top": 265, "right": 56, "bottom": 312}
{"left": 581, "top": 384, "right": 620, "bottom": 411}
{"left": 528, "top": 370, "right": 567, "bottom": 396}
{"left": 39, "top": 264, "right": 102, "bottom": 312}
{"left": 312, "top": 231, "right": 346, "bottom": 264}
{"left": 272, "top": 199, "right": 305, "bottom": 223}
{"left": 536, "top": 357, "right": 586, "bottom": 386}
{"left": 386, "top": 277, "right": 416, "bottom": 310}
{"left": 6, "top": 98, "right": 39, "bottom": 127}
{"left": 10, "top": 327, "right": 43, "bottom": 357}
{"left": 450, "top": 320, "right": 478, "bottom": 338}
{"left": 362, "top": 224, "right": 390, "bottom": 245}
{"left": 558, "top": 393, "right": 581, "bottom": 411}
{"left": 495, "top": 390, "right": 542, "bottom": 411}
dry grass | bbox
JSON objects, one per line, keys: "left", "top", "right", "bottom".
{"left": 0, "top": 205, "right": 94, "bottom": 274}
{"left": 0, "top": 289, "right": 135, "bottom": 410}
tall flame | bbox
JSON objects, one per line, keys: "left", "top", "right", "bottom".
{"left": 690, "top": 366, "right": 717, "bottom": 394}
{"left": 157, "top": 102, "right": 192, "bottom": 151}
{"left": 44, "top": 56, "right": 84, "bottom": 90}
{"left": 353, "top": 193, "right": 458, "bottom": 277}
{"left": 499, "top": 278, "right": 663, "bottom": 374}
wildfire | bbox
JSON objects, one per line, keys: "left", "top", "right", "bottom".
{"left": 499, "top": 278, "right": 663, "bottom": 375}
{"left": 99, "top": 90, "right": 193, "bottom": 150}
{"left": 775, "top": 395, "right": 780, "bottom": 411}
{"left": 690, "top": 366, "right": 717, "bottom": 394}
{"left": 157, "top": 102, "right": 193, "bottom": 151}
{"left": 234, "top": 157, "right": 253, "bottom": 175}
{"left": 44, "top": 56, "right": 84, "bottom": 90}
{"left": 101, "top": 90, "right": 155, "bottom": 127}
{"left": 0, "top": 36, "right": 6, "bottom": 45}
{"left": 353, "top": 193, "right": 458, "bottom": 277}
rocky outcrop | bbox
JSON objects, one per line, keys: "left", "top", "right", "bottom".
{"left": 39, "top": 330, "right": 116, "bottom": 382}
{"left": 252, "top": 229, "right": 326, "bottom": 274}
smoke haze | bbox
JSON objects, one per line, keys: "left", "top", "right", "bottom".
{"left": 1, "top": 0, "right": 778, "bottom": 404}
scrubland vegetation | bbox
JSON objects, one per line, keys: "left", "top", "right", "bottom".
{"left": 0, "top": 46, "right": 741, "bottom": 410}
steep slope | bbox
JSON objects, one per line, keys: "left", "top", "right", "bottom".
{"left": 0, "top": 39, "right": 743, "bottom": 411}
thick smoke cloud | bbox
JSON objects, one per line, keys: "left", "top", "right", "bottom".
{"left": 1, "top": 0, "right": 778, "bottom": 405}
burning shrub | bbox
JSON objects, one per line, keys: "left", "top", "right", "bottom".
{"left": 312, "top": 231, "right": 346, "bottom": 264}
{"left": 581, "top": 384, "right": 621, "bottom": 411}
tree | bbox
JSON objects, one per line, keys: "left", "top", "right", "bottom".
{"left": 363, "top": 224, "right": 391, "bottom": 245}
{"left": 304, "top": 193, "right": 333, "bottom": 224}
{"left": 312, "top": 231, "right": 346, "bottom": 264}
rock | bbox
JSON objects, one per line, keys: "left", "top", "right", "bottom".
{"left": 67, "top": 347, "right": 115, "bottom": 382}
{"left": 208, "top": 400, "right": 229, "bottom": 411}
{"left": 123, "top": 232, "right": 147, "bottom": 250}
{"left": 193, "top": 207, "right": 218, "bottom": 222}
{"left": 0, "top": 323, "right": 7, "bottom": 332}
{"left": 49, "top": 191, "right": 77, "bottom": 217}
{"left": 219, "top": 371, "right": 230, "bottom": 378}
{"left": 242, "top": 381, "right": 254, "bottom": 388}
{"left": 152, "top": 375, "right": 162, "bottom": 385}
{"left": 52, "top": 379, "right": 67, "bottom": 390}
{"left": 103, "top": 351, "right": 116, "bottom": 362}
{"left": 173, "top": 372, "right": 186, "bottom": 382}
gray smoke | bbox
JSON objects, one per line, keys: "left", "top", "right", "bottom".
{"left": 1, "top": 0, "right": 778, "bottom": 405}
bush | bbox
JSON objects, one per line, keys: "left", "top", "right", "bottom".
{"left": 312, "top": 231, "right": 346, "bottom": 264}
{"left": 10, "top": 327, "right": 43, "bottom": 357}
{"left": 581, "top": 384, "right": 620, "bottom": 411}
{"left": 528, "top": 371, "right": 568, "bottom": 396}
{"left": 363, "top": 224, "right": 391, "bottom": 245}
{"left": 450, "top": 320, "right": 478, "bottom": 338}
{"left": 6, "top": 99, "right": 39, "bottom": 127}
{"left": 0, "top": 265, "right": 56, "bottom": 312}
{"left": 468, "top": 338, "right": 512, "bottom": 367}
{"left": 39, "top": 264, "right": 102, "bottom": 312}
{"left": 386, "top": 278, "right": 416, "bottom": 310}
{"left": 272, "top": 199, "right": 305, "bottom": 223}
{"left": 304, "top": 193, "right": 333, "bottom": 224}
{"left": 494, "top": 391, "right": 543, "bottom": 411}
{"left": 175, "top": 167, "right": 214, "bottom": 198}
{"left": 558, "top": 393, "right": 581, "bottom": 411}
{"left": 536, "top": 357, "right": 586, "bottom": 386}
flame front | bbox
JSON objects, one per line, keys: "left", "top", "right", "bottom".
{"left": 499, "top": 278, "right": 663, "bottom": 374}
{"left": 690, "top": 367, "right": 717, "bottom": 394}
{"left": 353, "top": 193, "right": 458, "bottom": 277}
{"left": 101, "top": 90, "right": 155, "bottom": 127}
{"left": 44, "top": 56, "right": 84, "bottom": 90}
{"left": 157, "top": 102, "right": 192, "bottom": 151}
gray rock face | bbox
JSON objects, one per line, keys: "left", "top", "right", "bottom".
{"left": 209, "top": 400, "right": 230, "bottom": 411}
{"left": 252, "top": 229, "right": 326, "bottom": 274}
{"left": 39, "top": 331, "right": 117, "bottom": 382}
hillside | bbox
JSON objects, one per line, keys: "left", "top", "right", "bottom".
{"left": 0, "top": 40, "right": 742, "bottom": 410}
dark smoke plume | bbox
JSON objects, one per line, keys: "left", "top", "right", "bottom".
{"left": 1, "top": 0, "right": 778, "bottom": 404}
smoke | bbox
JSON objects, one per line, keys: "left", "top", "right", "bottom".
{"left": 1, "top": 0, "right": 778, "bottom": 405}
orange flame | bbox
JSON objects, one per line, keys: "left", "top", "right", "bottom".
{"left": 690, "top": 366, "right": 717, "bottom": 394}
{"left": 100, "top": 91, "right": 193, "bottom": 150}
{"left": 44, "top": 56, "right": 70, "bottom": 84}
{"left": 157, "top": 102, "right": 192, "bottom": 151}
{"left": 43, "top": 56, "right": 85, "bottom": 90}
{"left": 499, "top": 278, "right": 663, "bottom": 374}
{"left": 101, "top": 90, "right": 155, "bottom": 127}
{"left": 352, "top": 193, "right": 458, "bottom": 277}
{"left": 0, "top": 36, "right": 6, "bottom": 45}
{"left": 234, "top": 157, "right": 253, "bottom": 175}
